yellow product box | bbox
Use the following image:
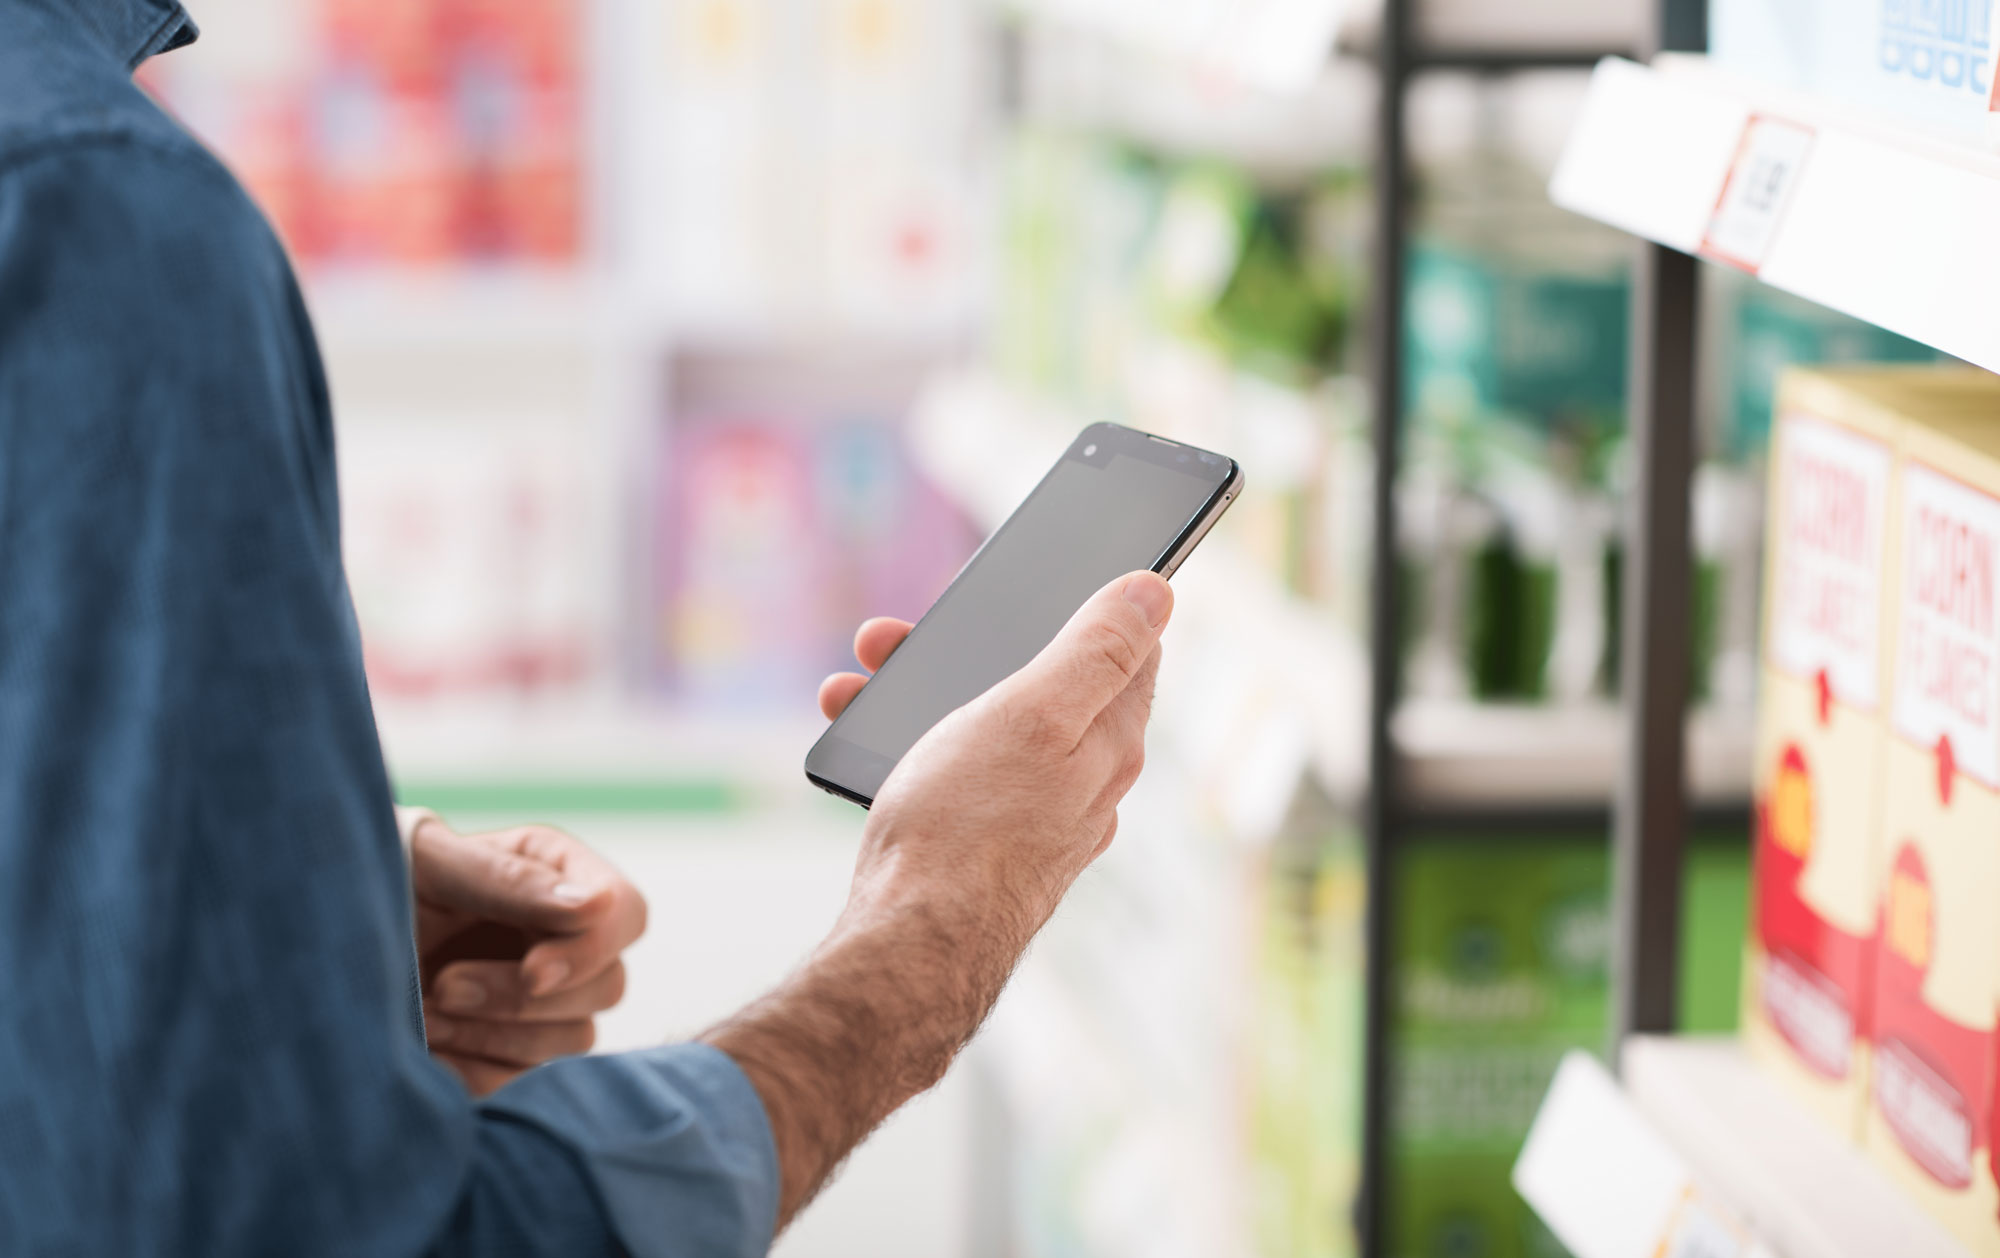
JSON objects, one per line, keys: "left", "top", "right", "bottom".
{"left": 1743, "top": 370, "right": 1901, "bottom": 1139}
{"left": 1869, "top": 382, "right": 2000, "bottom": 1257}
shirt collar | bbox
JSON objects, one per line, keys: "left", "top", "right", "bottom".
{"left": 32, "top": 0, "right": 198, "bottom": 70}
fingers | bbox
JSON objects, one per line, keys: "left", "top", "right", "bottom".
{"left": 853, "top": 617, "right": 913, "bottom": 673}
{"left": 819, "top": 672, "right": 869, "bottom": 721}
{"left": 427, "top": 1013, "right": 596, "bottom": 1068}
{"left": 1007, "top": 572, "right": 1173, "bottom": 741}
{"left": 411, "top": 825, "right": 608, "bottom": 936}
{"left": 431, "top": 958, "right": 628, "bottom": 1022}
{"left": 519, "top": 902, "right": 646, "bottom": 997}
{"left": 819, "top": 618, "right": 916, "bottom": 719}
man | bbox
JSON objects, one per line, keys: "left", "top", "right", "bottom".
{"left": 0, "top": 2, "right": 1174, "bottom": 1255}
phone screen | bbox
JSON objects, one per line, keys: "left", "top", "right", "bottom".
{"left": 806, "top": 422, "right": 1237, "bottom": 805}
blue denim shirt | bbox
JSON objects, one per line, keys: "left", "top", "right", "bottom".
{"left": 0, "top": 2, "right": 779, "bottom": 1254}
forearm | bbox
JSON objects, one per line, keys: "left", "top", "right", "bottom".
{"left": 701, "top": 867, "right": 1043, "bottom": 1228}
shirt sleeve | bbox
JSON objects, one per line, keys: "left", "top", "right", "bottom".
{"left": 0, "top": 127, "right": 776, "bottom": 1258}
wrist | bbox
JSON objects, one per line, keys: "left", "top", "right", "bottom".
{"left": 847, "top": 821, "right": 1060, "bottom": 957}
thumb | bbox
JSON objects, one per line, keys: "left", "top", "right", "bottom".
{"left": 415, "top": 827, "right": 604, "bottom": 933}
{"left": 1007, "top": 571, "right": 1173, "bottom": 738}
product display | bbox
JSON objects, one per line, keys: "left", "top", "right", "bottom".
{"left": 651, "top": 411, "right": 977, "bottom": 709}
{"left": 1743, "top": 369, "right": 1901, "bottom": 1139}
{"left": 1866, "top": 372, "right": 2000, "bottom": 1254}
{"left": 1737, "top": 366, "right": 2000, "bottom": 1252}
{"left": 649, "top": 0, "right": 981, "bottom": 334}
{"left": 1391, "top": 833, "right": 1748, "bottom": 1258}
{"left": 340, "top": 414, "right": 607, "bottom": 700}
{"left": 143, "top": 0, "right": 583, "bottom": 266}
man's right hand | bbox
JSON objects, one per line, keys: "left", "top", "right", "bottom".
{"left": 704, "top": 571, "right": 1173, "bottom": 1231}
{"left": 845, "top": 570, "right": 1167, "bottom": 933}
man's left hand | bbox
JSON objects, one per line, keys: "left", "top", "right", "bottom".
{"left": 408, "top": 819, "right": 648, "bottom": 1096}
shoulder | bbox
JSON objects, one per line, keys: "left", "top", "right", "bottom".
{"left": 0, "top": 122, "right": 271, "bottom": 265}
{"left": 0, "top": 114, "right": 291, "bottom": 355}
{"left": 0, "top": 47, "right": 273, "bottom": 280}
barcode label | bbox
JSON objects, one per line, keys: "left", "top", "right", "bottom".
{"left": 1701, "top": 114, "right": 1815, "bottom": 273}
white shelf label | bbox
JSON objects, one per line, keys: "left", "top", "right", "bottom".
{"left": 1658, "top": 1191, "right": 1753, "bottom": 1258}
{"left": 1702, "top": 114, "right": 1816, "bottom": 273}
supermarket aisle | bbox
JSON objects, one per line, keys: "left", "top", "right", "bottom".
{"left": 450, "top": 805, "right": 975, "bottom": 1258}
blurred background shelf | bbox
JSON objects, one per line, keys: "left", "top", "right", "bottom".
{"left": 1517, "top": 1040, "right": 1970, "bottom": 1258}
{"left": 1552, "top": 54, "right": 2000, "bottom": 373}
{"left": 376, "top": 701, "right": 827, "bottom": 815}
{"left": 1394, "top": 699, "right": 1753, "bottom": 811}
{"left": 308, "top": 268, "right": 615, "bottom": 349}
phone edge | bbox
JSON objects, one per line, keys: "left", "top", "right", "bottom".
{"left": 1154, "top": 459, "right": 1244, "bottom": 579}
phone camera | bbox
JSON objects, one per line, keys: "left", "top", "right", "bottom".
{"left": 1083, "top": 443, "right": 1098, "bottom": 457}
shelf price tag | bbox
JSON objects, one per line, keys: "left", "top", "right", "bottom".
{"left": 1700, "top": 114, "right": 1816, "bottom": 274}
{"left": 1653, "top": 1188, "right": 1755, "bottom": 1258}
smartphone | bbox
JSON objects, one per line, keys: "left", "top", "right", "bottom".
{"left": 805, "top": 421, "right": 1242, "bottom": 808}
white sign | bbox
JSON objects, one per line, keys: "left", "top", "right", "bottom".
{"left": 1702, "top": 114, "right": 1815, "bottom": 272}
{"left": 1769, "top": 414, "right": 1890, "bottom": 709}
{"left": 1894, "top": 462, "right": 2000, "bottom": 786}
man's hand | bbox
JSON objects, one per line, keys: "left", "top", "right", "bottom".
{"left": 409, "top": 819, "right": 648, "bottom": 1096}
{"left": 707, "top": 570, "right": 1172, "bottom": 1228}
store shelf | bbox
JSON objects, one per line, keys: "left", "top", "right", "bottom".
{"left": 306, "top": 268, "right": 614, "bottom": 350}
{"left": 1551, "top": 55, "right": 2000, "bottom": 373}
{"left": 375, "top": 700, "right": 828, "bottom": 815}
{"left": 1516, "top": 1039, "right": 1969, "bottom": 1258}
{"left": 1394, "top": 699, "right": 1754, "bottom": 813}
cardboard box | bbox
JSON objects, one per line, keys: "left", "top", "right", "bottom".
{"left": 1867, "top": 376, "right": 2000, "bottom": 1255}
{"left": 1743, "top": 370, "right": 1902, "bottom": 1138}
{"left": 1711, "top": 0, "right": 2000, "bottom": 146}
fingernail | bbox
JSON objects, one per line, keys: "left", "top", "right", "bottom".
{"left": 1123, "top": 574, "right": 1172, "bottom": 628}
{"left": 529, "top": 961, "right": 570, "bottom": 997}
{"left": 550, "top": 882, "right": 592, "bottom": 907}
{"left": 439, "top": 978, "right": 487, "bottom": 1013}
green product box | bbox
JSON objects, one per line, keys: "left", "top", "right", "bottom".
{"left": 1404, "top": 242, "right": 1629, "bottom": 443}
{"left": 1387, "top": 833, "right": 1749, "bottom": 1258}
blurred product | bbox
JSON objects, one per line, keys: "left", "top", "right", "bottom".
{"left": 652, "top": 411, "right": 977, "bottom": 708}
{"left": 652, "top": 0, "right": 980, "bottom": 334}
{"left": 1403, "top": 87, "right": 1636, "bottom": 707}
{"left": 1391, "top": 839, "right": 1609, "bottom": 1258}
{"left": 145, "top": 0, "right": 583, "bottom": 265}
{"left": 1741, "top": 369, "right": 1902, "bottom": 1141}
{"left": 1865, "top": 369, "right": 2000, "bottom": 1255}
{"left": 1738, "top": 366, "right": 2000, "bottom": 1253}
{"left": 1711, "top": 0, "right": 2000, "bottom": 144}
{"left": 1393, "top": 834, "right": 1748, "bottom": 1258}
{"left": 340, "top": 416, "right": 600, "bottom": 699}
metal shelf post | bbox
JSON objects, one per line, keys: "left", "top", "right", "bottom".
{"left": 1609, "top": 0, "right": 1707, "bottom": 1056}
{"left": 1358, "top": 0, "right": 1411, "bottom": 1247}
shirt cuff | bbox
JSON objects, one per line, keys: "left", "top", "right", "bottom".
{"left": 393, "top": 805, "right": 438, "bottom": 864}
{"left": 479, "top": 1043, "right": 780, "bottom": 1258}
